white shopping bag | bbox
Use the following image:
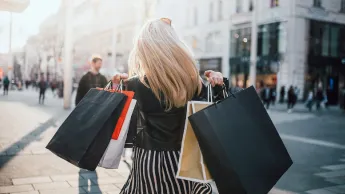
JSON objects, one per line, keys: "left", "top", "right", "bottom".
{"left": 98, "top": 99, "right": 137, "bottom": 169}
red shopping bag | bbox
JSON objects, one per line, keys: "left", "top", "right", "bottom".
{"left": 96, "top": 88, "right": 135, "bottom": 140}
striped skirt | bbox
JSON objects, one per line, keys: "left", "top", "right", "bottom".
{"left": 120, "top": 147, "right": 212, "bottom": 194}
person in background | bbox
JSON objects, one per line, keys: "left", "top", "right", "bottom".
{"left": 279, "top": 86, "right": 285, "bottom": 103}
{"left": 287, "top": 86, "right": 295, "bottom": 113}
{"left": 261, "top": 84, "right": 271, "bottom": 110}
{"left": 322, "top": 89, "right": 329, "bottom": 109}
{"left": 50, "top": 79, "right": 57, "bottom": 97}
{"left": 341, "top": 86, "right": 345, "bottom": 113}
{"left": 3, "top": 76, "right": 10, "bottom": 95}
{"left": 75, "top": 54, "right": 108, "bottom": 106}
{"left": 315, "top": 87, "right": 324, "bottom": 110}
{"left": 305, "top": 89, "right": 314, "bottom": 112}
{"left": 270, "top": 86, "right": 277, "bottom": 106}
{"left": 38, "top": 77, "right": 48, "bottom": 104}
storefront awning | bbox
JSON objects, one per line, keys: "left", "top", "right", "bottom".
{"left": 0, "top": 0, "right": 30, "bottom": 12}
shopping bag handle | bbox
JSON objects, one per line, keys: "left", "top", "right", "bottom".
{"left": 103, "top": 79, "right": 124, "bottom": 92}
{"left": 103, "top": 80, "right": 113, "bottom": 90}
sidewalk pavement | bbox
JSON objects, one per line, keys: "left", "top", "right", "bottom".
{"left": 0, "top": 90, "right": 301, "bottom": 194}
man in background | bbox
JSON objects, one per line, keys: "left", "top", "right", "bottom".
{"left": 261, "top": 84, "right": 271, "bottom": 110}
{"left": 38, "top": 76, "right": 48, "bottom": 104}
{"left": 3, "top": 76, "right": 10, "bottom": 95}
{"left": 75, "top": 54, "right": 108, "bottom": 105}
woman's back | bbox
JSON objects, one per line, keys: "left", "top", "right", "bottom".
{"left": 127, "top": 77, "right": 192, "bottom": 151}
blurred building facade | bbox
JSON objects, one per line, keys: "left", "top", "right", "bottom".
{"left": 155, "top": 0, "right": 345, "bottom": 104}
{"left": 25, "top": 0, "right": 157, "bottom": 82}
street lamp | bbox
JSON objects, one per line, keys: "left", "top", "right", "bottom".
{"left": 249, "top": 0, "right": 258, "bottom": 87}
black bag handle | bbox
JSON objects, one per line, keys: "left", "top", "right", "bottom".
{"left": 103, "top": 80, "right": 113, "bottom": 90}
{"left": 103, "top": 79, "right": 124, "bottom": 91}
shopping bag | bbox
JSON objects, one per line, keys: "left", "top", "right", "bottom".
{"left": 98, "top": 99, "right": 137, "bottom": 169}
{"left": 95, "top": 86, "right": 135, "bottom": 140}
{"left": 189, "top": 86, "right": 293, "bottom": 194}
{"left": 46, "top": 88, "right": 127, "bottom": 171}
{"left": 112, "top": 90, "right": 135, "bottom": 140}
{"left": 176, "top": 101, "right": 213, "bottom": 183}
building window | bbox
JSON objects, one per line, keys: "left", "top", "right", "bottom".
{"left": 341, "top": 0, "right": 345, "bottom": 13}
{"left": 230, "top": 28, "right": 251, "bottom": 57}
{"left": 218, "top": 0, "right": 223, "bottom": 20}
{"left": 314, "top": 0, "right": 322, "bottom": 8}
{"left": 236, "top": 0, "right": 242, "bottom": 13}
{"left": 309, "top": 20, "right": 344, "bottom": 58}
{"left": 249, "top": 0, "right": 254, "bottom": 11}
{"left": 257, "top": 22, "right": 281, "bottom": 56}
{"left": 330, "top": 26, "right": 339, "bottom": 57}
{"left": 271, "top": 0, "right": 279, "bottom": 7}
{"left": 321, "top": 24, "right": 330, "bottom": 56}
{"left": 194, "top": 7, "right": 198, "bottom": 25}
{"left": 209, "top": 2, "right": 214, "bottom": 22}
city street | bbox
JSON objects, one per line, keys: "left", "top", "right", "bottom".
{"left": 0, "top": 89, "right": 345, "bottom": 194}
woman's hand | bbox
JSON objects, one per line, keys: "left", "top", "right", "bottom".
{"left": 112, "top": 73, "right": 129, "bottom": 84}
{"left": 204, "top": 70, "right": 223, "bottom": 87}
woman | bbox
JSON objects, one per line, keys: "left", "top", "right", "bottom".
{"left": 112, "top": 18, "right": 224, "bottom": 194}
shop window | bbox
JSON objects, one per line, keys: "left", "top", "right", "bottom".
{"left": 236, "top": 0, "right": 242, "bottom": 13}
{"left": 271, "top": 0, "right": 279, "bottom": 8}
{"left": 314, "top": 0, "right": 322, "bottom": 8}
{"left": 261, "top": 26, "right": 270, "bottom": 56}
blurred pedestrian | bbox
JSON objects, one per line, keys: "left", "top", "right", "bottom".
{"left": 279, "top": 86, "right": 285, "bottom": 103}
{"left": 315, "top": 88, "right": 324, "bottom": 110}
{"left": 50, "top": 79, "right": 57, "bottom": 97}
{"left": 38, "top": 77, "right": 48, "bottom": 104}
{"left": 305, "top": 90, "right": 314, "bottom": 112}
{"left": 75, "top": 54, "right": 108, "bottom": 106}
{"left": 25, "top": 80, "right": 29, "bottom": 89}
{"left": 287, "top": 86, "right": 295, "bottom": 113}
{"left": 261, "top": 84, "right": 271, "bottom": 110}
{"left": 341, "top": 86, "right": 345, "bottom": 113}
{"left": 270, "top": 86, "right": 276, "bottom": 106}
{"left": 3, "top": 76, "right": 10, "bottom": 95}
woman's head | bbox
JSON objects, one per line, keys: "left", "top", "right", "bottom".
{"left": 128, "top": 18, "right": 200, "bottom": 110}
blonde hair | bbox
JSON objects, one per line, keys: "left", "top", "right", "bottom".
{"left": 128, "top": 18, "right": 200, "bottom": 110}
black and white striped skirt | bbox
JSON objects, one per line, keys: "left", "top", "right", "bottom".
{"left": 120, "top": 147, "right": 212, "bottom": 194}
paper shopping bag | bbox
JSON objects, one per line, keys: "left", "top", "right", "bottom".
{"left": 189, "top": 86, "right": 293, "bottom": 194}
{"left": 99, "top": 99, "right": 137, "bottom": 169}
{"left": 95, "top": 88, "right": 135, "bottom": 140}
{"left": 46, "top": 88, "right": 127, "bottom": 171}
{"left": 112, "top": 91, "right": 135, "bottom": 140}
{"left": 176, "top": 101, "right": 213, "bottom": 183}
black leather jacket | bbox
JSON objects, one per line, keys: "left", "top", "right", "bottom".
{"left": 124, "top": 77, "right": 229, "bottom": 151}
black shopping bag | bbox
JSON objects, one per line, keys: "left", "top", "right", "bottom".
{"left": 46, "top": 88, "right": 127, "bottom": 171}
{"left": 189, "top": 86, "right": 292, "bottom": 194}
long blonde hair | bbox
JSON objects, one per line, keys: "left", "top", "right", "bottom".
{"left": 128, "top": 18, "right": 200, "bottom": 110}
